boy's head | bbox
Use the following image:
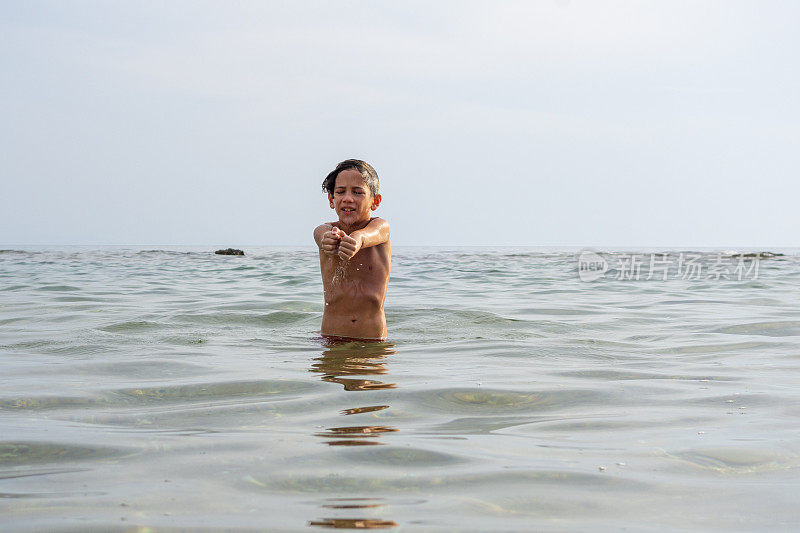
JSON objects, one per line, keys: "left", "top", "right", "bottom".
{"left": 323, "top": 159, "right": 382, "bottom": 224}
{"left": 322, "top": 159, "right": 379, "bottom": 197}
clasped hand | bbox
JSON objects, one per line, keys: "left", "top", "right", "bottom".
{"left": 321, "top": 227, "right": 362, "bottom": 261}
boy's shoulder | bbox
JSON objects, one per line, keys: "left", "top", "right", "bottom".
{"left": 321, "top": 217, "right": 387, "bottom": 227}
{"left": 315, "top": 221, "right": 340, "bottom": 231}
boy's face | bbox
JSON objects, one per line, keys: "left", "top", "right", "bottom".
{"left": 328, "top": 168, "right": 381, "bottom": 225}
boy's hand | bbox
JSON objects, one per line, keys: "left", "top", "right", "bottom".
{"left": 338, "top": 233, "right": 363, "bottom": 261}
{"left": 321, "top": 228, "right": 343, "bottom": 256}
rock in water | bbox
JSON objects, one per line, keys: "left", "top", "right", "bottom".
{"left": 215, "top": 248, "right": 244, "bottom": 256}
{"left": 741, "top": 252, "right": 783, "bottom": 258}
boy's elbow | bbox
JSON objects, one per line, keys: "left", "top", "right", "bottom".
{"left": 313, "top": 224, "right": 328, "bottom": 245}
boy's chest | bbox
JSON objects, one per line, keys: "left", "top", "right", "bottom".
{"left": 320, "top": 244, "right": 390, "bottom": 285}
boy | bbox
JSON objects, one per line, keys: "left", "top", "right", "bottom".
{"left": 313, "top": 159, "right": 391, "bottom": 340}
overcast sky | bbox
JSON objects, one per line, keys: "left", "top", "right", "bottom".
{"left": 2, "top": 1, "right": 798, "bottom": 247}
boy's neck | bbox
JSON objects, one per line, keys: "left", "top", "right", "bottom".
{"left": 338, "top": 217, "right": 372, "bottom": 235}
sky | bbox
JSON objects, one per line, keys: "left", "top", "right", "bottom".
{"left": 1, "top": 0, "right": 798, "bottom": 247}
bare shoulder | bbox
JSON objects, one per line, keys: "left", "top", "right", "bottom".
{"left": 371, "top": 219, "right": 391, "bottom": 255}
{"left": 368, "top": 217, "right": 390, "bottom": 236}
{"left": 313, "top": 222, "right": 336, "bottom": 246}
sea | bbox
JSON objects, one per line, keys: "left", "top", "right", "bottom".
{"left": 2, "top": 246, "right": 800, "bottom": 532}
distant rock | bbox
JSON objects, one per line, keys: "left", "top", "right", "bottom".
{"left": 215, "top": 248, "right": 244, "bottom": 256}
{"left": 741, "top": 252, "right": 783, "bottom": 258}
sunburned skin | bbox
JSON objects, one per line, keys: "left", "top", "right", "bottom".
{"left": 314, "top": 168, "right": 391, "bottom": 340}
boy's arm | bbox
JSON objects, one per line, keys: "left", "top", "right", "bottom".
{"left": 314, "top": 223, "right": 341, "bottom": 256}
{"left": 338, "top": 218, "right": 390, "bottom": 260}
{"left": 350, "top": 218, "right": 390, "bottom": 249}
{"left": 313, "top": 223, "right": 333, "bottom": 247}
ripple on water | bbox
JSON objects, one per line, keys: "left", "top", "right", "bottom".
{"left": 654, "top": 340, "right": 781, "bottom": 355}
{"left": 100, "top": 320, "right": 163, "bottom": 333}
{"left": 0, "top": 339, "right": 62, "bottom": 351}
{"left": 112, "top": 379, "right": 320, "bottom": 405}
{"left": 33, "top": 284, "right": 81, "bottom": 292}
{"left": 412, "top": 388, "right": 604, "bottom": 414}
{"left": 426, "top": 415, "right": 552, "bottom": 435}
{"left": 1, "top": 380, "right": 320, "bottom": 413}
{"left": 714, "top": 321, "right": 800, "bottom": 337}
{"left": 0, "top": 467, "right": 91, "bottom": 481}
{"left": 0, "top": 284, "right": 30, "bottom": 292}
{"left": 388, "top": 308, "right": 539, "bottom": 342}
{"left": 338, "top": 446, "right": 467, "bottom": 467}
{"left": 0, "top": 441, "right": 129, "bottom": 466}
{"left": 666, "top": 446, "right": 798, "bottom": 474}
{"left": 533, "top": 415, "right": 715, "bottom": 433}
{"left": 70, "top": 359, "right": 212, "bottom": 379}
{"left": 309, "top": 496, "right": 426, "bottom": 510}
{"left": 518, "top": 306, "right": 600, "bottom": 316}
{"left": 555, "top": 369, "right": 736, "bottom": 382}
{"left": 170, "top": 311, "right": 314, "bottom": 326}
{"left": 254, "top": 468, "right": 649, "bottom": 494}
{"left": 0, "top": 395, "right": 104, "bottom": 411}
{"left": 158, "top": 335, "right": 208, "bottom": 346}
{"left": 51, "top": 295, "right": 107, "bottom": 303}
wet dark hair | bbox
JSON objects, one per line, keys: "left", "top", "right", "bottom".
{"left": 322, "top": 159, "right": 379, "bottom": 197}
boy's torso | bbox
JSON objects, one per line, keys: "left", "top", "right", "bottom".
{"left": 319, "top": 234, "right": 391, "bottom": 340}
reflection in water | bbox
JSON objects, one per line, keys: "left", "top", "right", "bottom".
{"left": 340, "top": 405, "right": 389, "bottom": 416}
{"left": 308, "top": 518, "right": 398, "bottom": 529}
{"left": 321, "top": 498, "right": 386, "bottom": 509}
{"left": 311, "top": 341, "right": 399, "bottom": 447}
{"left": 309, "top": 340, "right": 400, "bottom": 528}
{"left": 311, "top": 340, "right": 398, "bottom": 392}
{"left": 315, "top": 425, "right": 399, "bottom": 446}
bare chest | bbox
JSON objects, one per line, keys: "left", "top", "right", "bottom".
{"left": 319, "top": 244, "right": 390, "bottom": 295}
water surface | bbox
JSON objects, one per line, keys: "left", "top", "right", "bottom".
{"left": 2, "top": 247, "right": 800, "bottom": 531}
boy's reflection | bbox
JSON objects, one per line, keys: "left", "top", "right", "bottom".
{"left": 310, "top": 339, "right": 398, "bottom": 446}
{"left": 310, "top": 339, "right": 397, "bottom": 391}
{"left": 307, "top": 340, "right": 401, "bottom": 528}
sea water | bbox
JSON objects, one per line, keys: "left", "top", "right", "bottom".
{"left": 1, "top": 246, "right": 799, "bottom": 531}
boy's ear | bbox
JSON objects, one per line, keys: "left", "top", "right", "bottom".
{"left": 328, "top": 193, "right": 335, "bottom": 209}
{"left": 370, "top": 193, "right": 382, "bottom": 210}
